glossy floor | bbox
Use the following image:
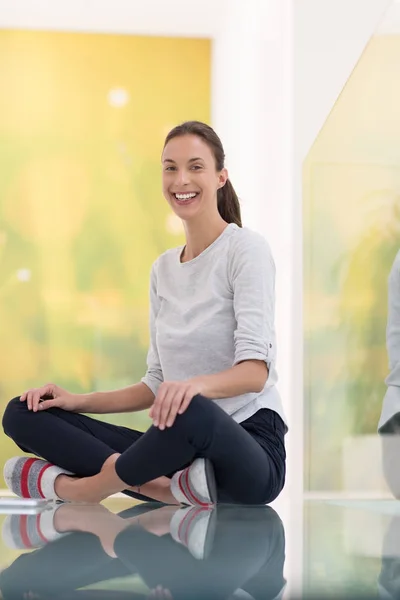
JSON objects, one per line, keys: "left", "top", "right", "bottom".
{"left": 0, "top": 495, "right": 398, "bottom": 599}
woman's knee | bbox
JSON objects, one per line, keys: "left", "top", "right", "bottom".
{"left": 172, "top": 394, "right": 220, "bottom": 440}
{"left": 2, "top": 396, "right": 27, "bottom": 437}
{"left": 179, "top": 394, "right": 217, "bottom": 424}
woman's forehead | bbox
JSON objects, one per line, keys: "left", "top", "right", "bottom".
{"left": 163, "top": 135, "right": 212, "bottom": 161}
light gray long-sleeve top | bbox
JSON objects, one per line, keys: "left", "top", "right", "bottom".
{"left": 141, "top": 223, "right": 287, "bottom": 428}
{"left": 379, "top": 250, "right": 400, "bottom": 431}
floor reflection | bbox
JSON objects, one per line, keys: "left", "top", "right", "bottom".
{"left": 379, "top": 515, "right": 400, "bottom": 599}
{"left": 0, "top": 503, "right": 286, "bottom": 600}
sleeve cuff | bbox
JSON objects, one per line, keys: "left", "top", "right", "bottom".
{"left": 233, "top": 351, "right": 271, "bottom": 366}
{"left": 141, "top": 375, "right": 163, "bottom": 397}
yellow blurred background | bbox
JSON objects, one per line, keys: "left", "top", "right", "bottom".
{"left": 0, "top": 29, "right": 211, "bottom": 479}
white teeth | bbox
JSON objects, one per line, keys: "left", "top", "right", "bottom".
{"left": 175, "top": 193, "right": 197, "bottom": 201}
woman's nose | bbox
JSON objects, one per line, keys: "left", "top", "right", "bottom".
{"left": 175, "top": 170, "right": 190, "bottom": 186}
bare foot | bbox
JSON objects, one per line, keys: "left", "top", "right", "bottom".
{"left": 54, "top": 503, "right": 127, "bottom": 558}
{"left": 129, "top": 505, "right": 180, "bottom": 537}
{"left": 53, "top": 503, "right": 116, "bottom": 534}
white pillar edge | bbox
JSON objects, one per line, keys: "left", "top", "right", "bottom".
{"left": 211, "top": 1, "right": 301, "bottom": 594}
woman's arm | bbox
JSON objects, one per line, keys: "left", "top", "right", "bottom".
{"left": 227, "top": 230, "right": 276, "bottom": 393}
{"left": 191, "top": 231, "right": 276, "bottom": 400}
{"left": 150, "top": 361, "right": 269, "bottom": 430}
{"left": 80, "top": 382, "right": 155, "bottom": 414}
{"left": 191, "top": 360, "right": 269, "bottom": 399}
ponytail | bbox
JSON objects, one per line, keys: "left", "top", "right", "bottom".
{"left": 217, "top": 180, "right": 242, "bottom": 227}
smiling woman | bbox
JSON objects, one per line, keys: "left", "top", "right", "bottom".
{"left": 2, "top": 121, "right": 287, "bottom": 508}
{"left": 162, "top": 121, "right": 242, "bottom": 234}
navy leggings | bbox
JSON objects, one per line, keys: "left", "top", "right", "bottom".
{"left": 2, "top": 394, "right": 286, "bottom": 505}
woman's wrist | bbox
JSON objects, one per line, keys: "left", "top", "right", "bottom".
{"left": 187, "top": 376, "right": 212, "bottom": 398}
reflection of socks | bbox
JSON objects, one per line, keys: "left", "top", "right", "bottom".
{"left": 170, "top": 506, "right": 217, "bottom": 560}
{"left": 2, "top": 506, "right": 67, "bottom": 550}
{"left": 3, "top": 457, "right": 72, "bottom": 500}
{"left": 170, "top": 458, "right": 217, "bottom": 506}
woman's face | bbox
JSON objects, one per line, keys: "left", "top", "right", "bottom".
{"left": 162, "top": 134, "right": 228, "bottom": 223}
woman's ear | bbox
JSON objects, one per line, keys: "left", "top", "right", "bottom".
{"left": 218, "top": 168, "right": 229, "bottom": 188}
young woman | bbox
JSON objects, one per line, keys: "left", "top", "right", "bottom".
{"left": 2, "top": 121, "right": 287, "bottom": 506}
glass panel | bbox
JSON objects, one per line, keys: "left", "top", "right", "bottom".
{"left": 304, "top": 3, "right": 400, "bottom": 491}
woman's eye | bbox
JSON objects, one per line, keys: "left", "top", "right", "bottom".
{"left": 165, "top": 166, "right": 176, "bottom": 172}
{"left": 191, "top": 165, "right": 202, "bottom": 170}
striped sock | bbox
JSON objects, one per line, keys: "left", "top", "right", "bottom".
{"left": 169, "top": 505, "right": 217, "bottom": 560}
{"left": 3, "top": 457, "right": 73, "bottom": 501}
{"left": 170, "top": 458, "right": 217, "bottom": 507}
{"left": 2, "top": 506, "right": 67, "bottom": 550}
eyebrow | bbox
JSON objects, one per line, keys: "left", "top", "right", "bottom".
{"left": 162, "top": 157, "right": 204, "bottom": 164}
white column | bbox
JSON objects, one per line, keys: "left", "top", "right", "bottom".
{"left": 212, "top": 0, "right": 296, "bottom": 454}
{"left": 211, "top": 1, "right": 301, "bottom": 594}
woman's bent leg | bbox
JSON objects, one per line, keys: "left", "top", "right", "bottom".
{"left": 2, "top": 396, "right": 165, "bottom": 502}
{"left": 114, "top": 395, "right": 285, "bottom": 505}
{"left": 2, "top": 396, "right": 143, "bottom": 476}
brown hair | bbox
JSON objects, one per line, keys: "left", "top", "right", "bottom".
{"left": 163, "top": 121, "right": 242, "bottom": 227}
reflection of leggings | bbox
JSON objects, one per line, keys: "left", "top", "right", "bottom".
{"left": 380, "top": 413, "right": 400, "bottom": 499}
{"left": 0, "top": 506, "right": 286, "bottom": 600}
{"left": 3, "top": 394, "right": 286, "bottom": 504}
{"left": 115, "top": 507, "right": 286, "bottom": 600}
{"left": 378, "top": 515, "right": 400, "bottom": 599}
{"left": 0, "top": 503, "right": 158, "bottom": 600}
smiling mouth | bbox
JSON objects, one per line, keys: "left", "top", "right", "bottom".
{"left": 172, "top": 192, "right": 200, "bottom": 203}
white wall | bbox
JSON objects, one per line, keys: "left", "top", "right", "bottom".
{"left": 211, "top": 0, "right": 294, "bottom": 449}
{"left": 0, "top": 0, "right": 223, "bottom": 36}
{"left": 294, "top": 0, "right": 393, "bottom": 163}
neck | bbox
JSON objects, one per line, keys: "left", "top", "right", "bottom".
{"left": 181, "top": 214, "right": 229, "bottom": 262}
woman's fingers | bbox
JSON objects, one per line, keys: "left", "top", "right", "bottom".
{"left": 37, "top": 398, "right": 59, "bottom": 412}
{"left": 165, "top": 394, "right": 185, "bottom": 428}
{"left": 178, "top": 389, "right": 193, "bottom": 415}
{"left": 159, "top": 388, "right": 185, "bottom": 430}
{"left": 32, "top": 389, "right": 46, "bottom": 413}
{"left": 21, "top": 384, "right": 56, "bottom": 411}
{"left": 26, "top": 390, "right": 34, "bottom": 411}
{"left": 151, "top": 382, "right": 196, "bottom": 429}
{"left": 151, "top": 387, "right": 166, "bottom": 427}
{"left": 157, "top": 391, "right": 176, "bottom": 430}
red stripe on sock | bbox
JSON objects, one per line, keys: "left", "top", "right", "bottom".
{"left": 37, "top": 463, "right": 52, "bottom": 499}
{"left": 178, "top": 470, "right": 195, "bottom": 504}
{"left": 36, "top": 514, "right": 48, "bottom": 544}
{"left": 19, "top": 515, "right": 32, "bottom": 549}
{"left": 178, "top": 507, "right": 206, "bottom": 546}
{"left": 180, "top": 468, "right": 209, "bottom": 507}
{"left": 184, "top": 468, "right": 210, "bottom": 507}
{"left": 20, "top": 458, "right": 37, "bottom": 498}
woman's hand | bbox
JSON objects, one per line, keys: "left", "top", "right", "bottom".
{"left": 20, "top": 383, "right": 81, "bottom": 413}
{"left": 149, "top": 378, "right": 206, "bottom": 430}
